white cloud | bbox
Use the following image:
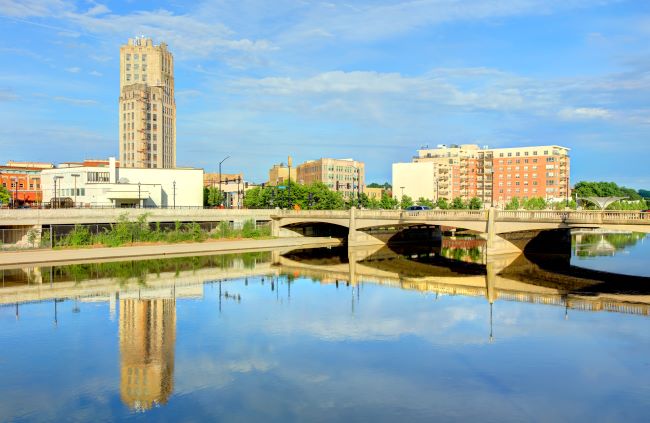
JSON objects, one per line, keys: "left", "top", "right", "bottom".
{"left": 65, "top": 66, "right": 81, "bottom": 73}
{"left": 0, "top": 0, "right": 70, "bottom": 18}
{"left": 52, "top": 96, "right": 98, "bottom": 105}
{"left": 559, "top": 107, "right": 612, "bottom": 120}
{"left": 232, "top": 68, "right": 559, "bottom": 117}
{"left": 89, "top": 70, "right": 102, "bottom": 77}
{"left": 85, "top": 3, "right": 109, "bottom": 17}
{"left": 280, "top": 0, "right": 617, "bottom": 42}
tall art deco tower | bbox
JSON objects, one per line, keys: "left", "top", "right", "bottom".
{"left": 119, "top": 37, "right": 176, "bottom": 168}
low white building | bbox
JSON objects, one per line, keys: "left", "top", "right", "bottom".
{"left": 392, "top": 161, "right": 438, "bottom": 202}
{"left": 41, "top": 158, "right": 203, "bottom": 208}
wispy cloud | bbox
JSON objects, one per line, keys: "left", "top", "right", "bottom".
{"left": 279, "top": 0, "right": 617, "bottom": 42}
{"left": 559, "top": 107, "right": 612, "bottom": 120}
{"left": 0, "top": 88, "right": 18, "bottom": 101}
{"left": 52, "top": 95, "right": 98, "bottom": 105}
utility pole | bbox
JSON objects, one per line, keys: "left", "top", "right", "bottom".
{"left": 287, "top": 156, "right": 292, "bottom": 209}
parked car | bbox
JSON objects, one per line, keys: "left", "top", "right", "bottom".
{"left": 406, "top": 205, "right": 432, "bottom": 211}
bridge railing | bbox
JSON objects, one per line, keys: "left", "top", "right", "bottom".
{"left": 271, "top": 210, "right": 350, "bottom": 218}
{"left": 496, "top": 210, "right": 650, "bottom": 223}
{"left": 270, "top": 208, "right": 650, "bottom": 226}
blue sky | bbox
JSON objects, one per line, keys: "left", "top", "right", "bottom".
{"left": 0, "top": 1, "right": 649, "bottom": 186}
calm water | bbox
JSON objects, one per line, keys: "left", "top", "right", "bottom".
{"left": 1, "top": 234, "right": 649, "bottom": 422}
{"left": 571, "top": 231, "right": 650, "bottom": 277}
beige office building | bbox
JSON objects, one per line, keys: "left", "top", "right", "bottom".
{"left": 296, "top": 158, "right": 365, "bottom": 199}
{"left": 268, "top": 163, "right": 297, "bottom": 186}
{"left": 119, "top": 37, "right": 176, "bottom": 169}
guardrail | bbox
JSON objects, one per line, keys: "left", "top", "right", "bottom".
{"left": 271, "top": 209, "right": 650, "bottom": 225}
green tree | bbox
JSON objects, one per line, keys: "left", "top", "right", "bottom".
{"left": 522, "top": 197, "right": 547, "bottom": 210}
{"left": 208, "top": 187, "right": 224, "bottom": 207}
{"left": 400, "top": 195, "right": 414, "bottom": 209}
{"left": 0, "top": 185, "right": 10, "bottom": 206}
{"left": 380, "top": 192, "right": 398, "bottom": 209}
{"left": 468, "top": 197, "right": 483, "bottom": 210}
{"left": 505, "top": 197, "right": 520, "bottom": 210}
{"left": 638, "top": 189, "right": 650, "bottom": 199}
{"left": 367, "top": 197, "right": 382, "bottom": 209}
{"left": 367, "top": 182, "right": 391, "bottom": 189}
{"left": 436, "top": 198, "right": 449, "bottom": 209}
{"left": 416, "top": 197, "right": 435, "bottom": 208}
{"left": 451, "top": 197, "right": 466, "bottom": 209}
{"left": 573, "top": 181, "right": 642, "bottom": 200}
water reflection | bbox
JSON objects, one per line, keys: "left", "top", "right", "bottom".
{"left": 573, "top": 230, "right": 646, "bottom": 257}
{"left": 1, "top": 232, "right": 649, "bottom": 420}
{"left": 119, "top": 294, "right": 176, "bottom": 411}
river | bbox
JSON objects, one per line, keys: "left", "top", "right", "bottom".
{"left": 0, "top": 232, "right": 648, "bottom": 422}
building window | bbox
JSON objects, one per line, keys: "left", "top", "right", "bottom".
{"left": 142, "top": 54, "right": 147, "bottom": 61}
{"left": 134, "top": 54, "right": 139, "bottom": 60}
{"left": 87, "top": 172, "right": 110, "bottom": 183}
{"left": 126, "top": 54, "right": 131, "bottom": 61}
{"left": 126, "top": 74, "right": 131, "bottom": 81}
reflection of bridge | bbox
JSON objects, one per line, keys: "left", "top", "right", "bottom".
{"left": 271, "top": 209, "right": 650, "bottom": 254}
{"left": 2, "top": 243, "right": 649, "bottom": 320}
{"left": 275, "top": 245, "right": 650, "bottom": 317}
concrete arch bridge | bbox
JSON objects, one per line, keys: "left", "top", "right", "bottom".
{"left": 271, "top": 209, "right": 650, "bottom": 255}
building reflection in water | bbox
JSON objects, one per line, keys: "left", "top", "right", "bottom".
{"left": 117, "top": 286, "right": 201, "bottom": 411}
{"left": 119, "top": 295, "right": 176, "bottom": 411}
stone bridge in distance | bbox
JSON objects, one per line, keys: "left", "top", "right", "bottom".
{"left": 271, "top": 209, "right": 650, "bottom": 255}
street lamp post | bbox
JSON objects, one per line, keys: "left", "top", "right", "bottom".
{"left": 53, "top": 176, "right": 63, "bottom": 209}
{"left": 400, "top": 186, "right": 405, "bottom": 200}
{"left": 219, "top": 156, "right": 230, "bottom": 208}
{"left": 173, "top": 180, "right": 176, "bottom": 209}
{"left": 71, "top": 174, "right": 80, "bottom": 208}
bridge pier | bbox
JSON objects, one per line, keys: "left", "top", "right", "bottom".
{"left": 347, "top": 208, "right": 385, "bottom": 247}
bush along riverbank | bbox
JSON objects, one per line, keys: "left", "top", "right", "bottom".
{"left": 47, "top": 213, "right": 272, "bottom": 248}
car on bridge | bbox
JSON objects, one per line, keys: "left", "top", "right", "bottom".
{"left": 405, "top": 205, "right": 432, "bottom": 211}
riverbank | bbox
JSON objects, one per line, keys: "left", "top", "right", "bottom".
{"left": 0, "top": 236, "right": 342, "bottom": 268}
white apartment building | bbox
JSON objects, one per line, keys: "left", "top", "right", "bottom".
{"left": 41, "top": 158, "right": 202, "bottom": 208}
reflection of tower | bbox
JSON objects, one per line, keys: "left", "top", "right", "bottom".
{"left": 119, "top": 296, "right": 176, "bottom": 411}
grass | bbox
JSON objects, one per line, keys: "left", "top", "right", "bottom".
{"left": 53, "top": 213, "right": 272, "bottom": 249}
